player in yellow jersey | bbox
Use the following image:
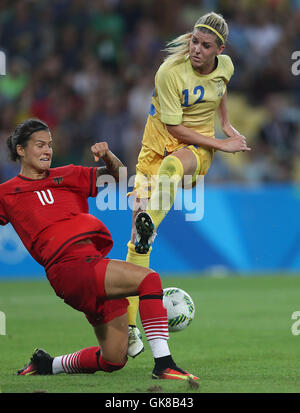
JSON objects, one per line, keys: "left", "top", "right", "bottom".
{"left": 127, "top": 11, "right": 251, "bottom": 357}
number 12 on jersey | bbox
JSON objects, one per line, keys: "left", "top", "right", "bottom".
{"left": 182, "top": 86, "right": 205, "bottom": 107}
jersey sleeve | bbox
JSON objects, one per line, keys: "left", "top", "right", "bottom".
{"left": 0, "top": 200, "right": 9, "bottom": 226}
{"left": 221, "top": 55, "right": 234, "bottom": 84}
{"left": 156, "top": 65, "right": 183, "bottom": 125}
{"left": 70, "top": 165, "right": 98, "bottom": 198}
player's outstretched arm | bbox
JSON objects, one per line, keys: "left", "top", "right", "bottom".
{"left": 166, "top": 123, "right": 250, "bottom": 154}
{"left": 217, "top": 91, "right": 251, "bottom": 153}
{"left": 166, "top": 90, "right": 250, "bottom": 154}
{"left": 91, "top": 142, "right": 124, "bottom": 182}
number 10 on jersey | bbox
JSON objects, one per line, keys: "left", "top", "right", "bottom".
{"left": 34, "top": 190, "right": 54, "bottom": 205}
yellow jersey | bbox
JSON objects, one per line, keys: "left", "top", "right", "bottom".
{"left": 142, "top": 54, "right": 234, "bottom": 155}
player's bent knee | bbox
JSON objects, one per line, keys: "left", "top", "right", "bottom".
{"left": 138, "top": 271, "right": 163, "bottom": 297}
{"left": 159, "top": 155, "right": 184, "bottom": 178}
{"left": 98, "top": 353, "right": 128, "bottom": 373}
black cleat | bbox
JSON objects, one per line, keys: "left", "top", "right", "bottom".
{"left": 134, "top": 212, "right": 155, "bottom": 254}
{"left": 17, "top": 348, "right": 53, "bottom": 376}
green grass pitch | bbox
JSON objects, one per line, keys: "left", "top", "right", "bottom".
{"left": 1, "top": 275, "right": 300, "bottom": 393}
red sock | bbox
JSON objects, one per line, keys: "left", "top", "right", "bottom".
{"left": 59, "top": 346, "right": 100, "bottom": 374}
{"left": 138, "top": 272, "right": 169, "bottom": 341}
{"left": 54, "top": 346, "right": 127, "bottom": 374}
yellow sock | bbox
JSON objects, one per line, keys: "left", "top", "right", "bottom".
{"left": 127, "top": 296, "right": 140, "bottom": 326}
{"left": 146, "top": 155, "right": 184, "bottom": 229}
{"left": 126, "top": 241, "right": 151, "bottom": 326}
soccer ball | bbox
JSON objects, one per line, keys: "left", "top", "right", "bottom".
{"left": 163, "top": 287, "right": 195, "bottom": 332}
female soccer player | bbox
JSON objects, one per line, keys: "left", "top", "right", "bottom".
{"left": 0, "top": 118, "right": 198, "bottom": 381}
{"left": 126, "top": 12, "right": 251, "bottom": 356}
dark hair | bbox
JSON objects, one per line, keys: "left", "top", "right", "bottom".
{"left": 7, "top": 118, "right": 49, "bottom": 161}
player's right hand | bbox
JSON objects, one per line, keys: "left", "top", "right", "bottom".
{"left": 91, "top": 142, "right": 109, "bottom": 162}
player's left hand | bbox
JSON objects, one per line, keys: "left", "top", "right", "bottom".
{"left": 91, "top": 142, "right": 109, "bottom": 162}
{"left": 222, "top": 125, "right": 250, "bottom": 153}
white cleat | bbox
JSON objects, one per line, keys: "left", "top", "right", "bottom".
{"left": 128, "top": 326, "right": 144, "bottom": 358}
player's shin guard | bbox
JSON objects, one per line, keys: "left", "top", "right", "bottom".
{"left": 138, "top": 272, "right": 170, "bottom": 358}
{"left": 146, "top": 156, "right": 184, "bottom": 229}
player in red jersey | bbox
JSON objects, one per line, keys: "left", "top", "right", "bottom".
{"left": 0, "top": 118, "right": 199, "bottom": 381}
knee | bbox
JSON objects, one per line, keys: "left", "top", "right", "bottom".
{"left": 98, "top": 339, "right": 128, "bottom": 372}
{"left": 159, "top": 156, "right": 183, "bottom": 178}
{"left": 138, "top": 271, "right": 163, "bottom": 297}
{"left": 97, "top": 351, "right": 128, "bottom": 373}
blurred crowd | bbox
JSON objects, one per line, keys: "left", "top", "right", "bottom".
{"left": 0, "top": 0, "right": 299, "bottom": 185}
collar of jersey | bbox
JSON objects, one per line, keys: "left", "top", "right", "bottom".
{"left": 17, "top": 170, "right": 50, "bottom": 181}
{"left": 188, "top": 54, "right": 220, "bottom": 78}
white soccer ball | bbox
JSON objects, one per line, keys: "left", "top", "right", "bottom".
{"left": 163, "top": 287, "right": 195, "bottom": 332}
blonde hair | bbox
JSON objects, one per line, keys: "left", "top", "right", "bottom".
{"left": 164, "top": 12, "right": 228, "bottom": 66}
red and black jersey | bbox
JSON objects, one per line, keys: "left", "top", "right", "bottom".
{"left": 0, "top": 164, "right": 113, "bottom": 270}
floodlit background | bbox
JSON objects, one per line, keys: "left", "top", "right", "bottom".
{"left": 0, "top": 0, "right": 299, "bottom": 276}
